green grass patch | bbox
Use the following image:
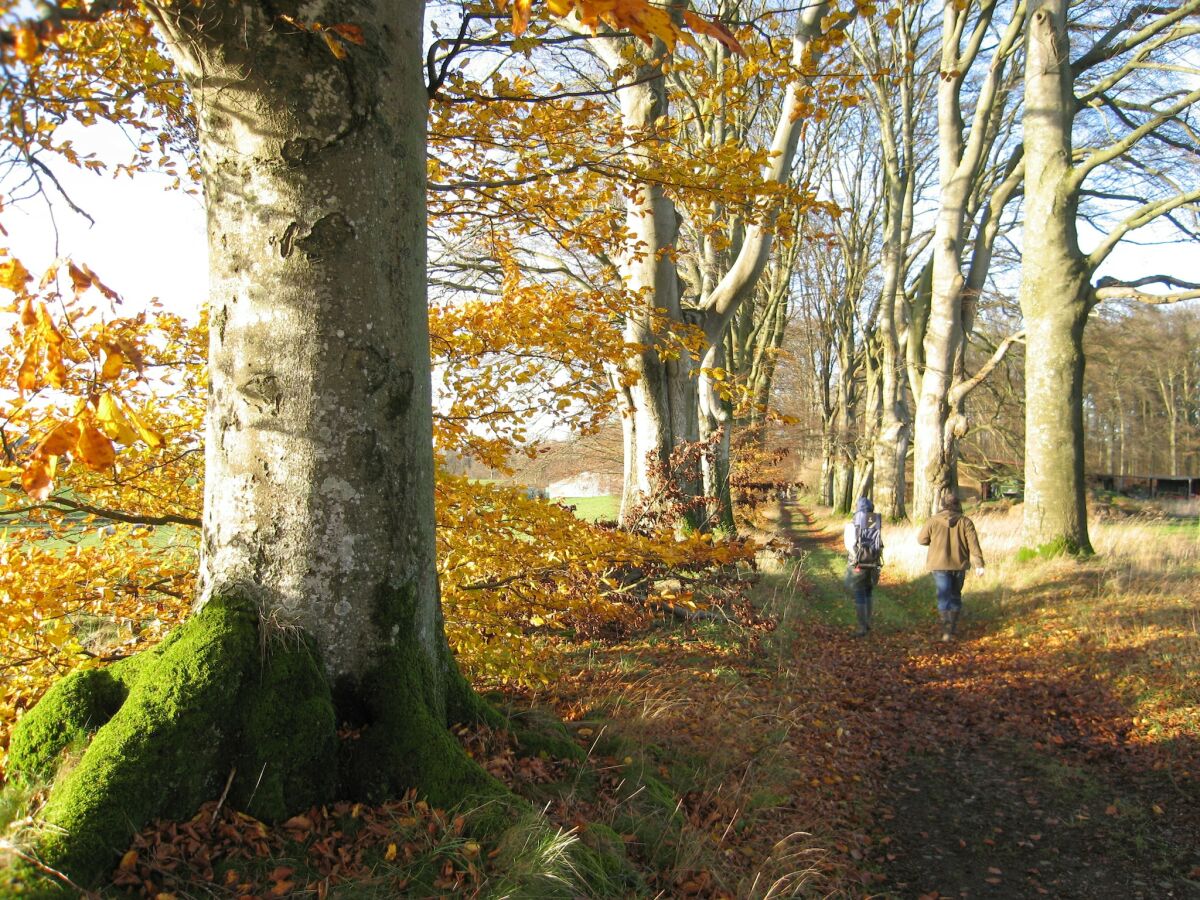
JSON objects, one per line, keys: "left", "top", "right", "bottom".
{"left": 557, "top": 495, "right": 619, "bottom": 522}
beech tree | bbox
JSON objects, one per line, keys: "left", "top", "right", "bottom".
{"left": 1019, "top": 0, "right": 1200, "bottom": 554}
{"left": 909, "top": 0, "right": 1026, "bottom": 520}
{"left": 1, "top": 0, "right": 727, "bottom": 887}
{"left": 848, "top": 1, "right": 937, "bottom": 520}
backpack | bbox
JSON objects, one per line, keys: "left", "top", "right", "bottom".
{"left": 850, "top": 513, "right": 884, "bottom": 568}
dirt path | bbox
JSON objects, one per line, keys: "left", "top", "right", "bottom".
{"left": 775, "top": 502, "right": 1199, "bottom": 899}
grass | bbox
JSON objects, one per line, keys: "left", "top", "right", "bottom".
{"left": 556, "top": 495, "right": 619, "bottom": 522}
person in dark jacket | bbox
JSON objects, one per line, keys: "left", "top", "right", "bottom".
{"left": 916, "top": 490, "right": 985, "bottom": 641}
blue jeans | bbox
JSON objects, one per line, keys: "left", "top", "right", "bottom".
{"left": 846, "top": 566, "right": 874, "bottom": 605}
{"left": 933, "top": 570, "right": 966, "bottom": 612}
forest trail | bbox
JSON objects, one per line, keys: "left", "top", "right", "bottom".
{"left": 758, "top": 501, "right": 1199, "bottom": 899}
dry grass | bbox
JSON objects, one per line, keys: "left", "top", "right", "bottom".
{"left": 874, "top": 504, "right": 1200, "bottom": 750}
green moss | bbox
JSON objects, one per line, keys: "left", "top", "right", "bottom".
{"left": 574, "top": 821, "right": 641, "bottom": 893}
{"left": 6, "top": 667, "right": 126, "bottom": 784}
{"left": 10, "top": 582, "right": 521, "bottom": 888}
{"left": 1016, "top": 536, "right": 1094, "bottom": 562}
{"left": 509, "top": 707, "right": 586, "bottom": 763}
{"left": 339, "top": 582, "right": 513, "bottom": 828}
{"left": 32, "top": 595, "right": 261, "bottom": 883}
{"left": 231, "top": 632, "right": 337, "bottom": 821}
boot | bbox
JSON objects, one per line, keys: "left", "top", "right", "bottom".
{"left": 941, "top": 609, "right": 959, "bottom": 642}
{"left": 854, "top": 602, "right": 871, "bottom": 637}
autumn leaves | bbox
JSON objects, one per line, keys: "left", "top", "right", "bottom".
{"left": 3, "top": 256, "right": 163, "bottom": 501}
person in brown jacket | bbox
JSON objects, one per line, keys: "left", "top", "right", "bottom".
{"left": 916, "top": 491, "right": 985, "bottom": 641}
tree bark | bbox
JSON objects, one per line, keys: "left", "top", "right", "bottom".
{"left": 7, "top": 0, "right": 507, "bottom": 886}
{"left": 1019, "top": 0, "right": 1092, "bottom": 554}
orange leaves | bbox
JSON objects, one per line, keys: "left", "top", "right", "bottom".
{"left": 501, "top": 0, "right": 534, "bottom": 36}
{"left": 279, "top": 16, "right": 368, "bottom": 59}
{"left": 437, "top": 472, "right": 752, "bottom": 687}
{"left": 492, "top": 0, "right": 747, "bottom": 54}
{"left": 35, "top": 419, "right": 82, "bottom": 457}
{"left": 0, "top": 253, "right": 174, "bottom": 498}
{"left": 21, "top": 457, "right": 54, "bottom": 501}
{"left": 681, "top": 10, "right": 745, "bottom": 56}
{"left": 76, "top": 423, "right": 117, "bottom": 470}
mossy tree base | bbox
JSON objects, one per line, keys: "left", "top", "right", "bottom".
{"left": 5, "top": 595, "right": 510, "bottom": 891}
{"left": 1015, "top": 536, "right": 1095, "bottom": 562}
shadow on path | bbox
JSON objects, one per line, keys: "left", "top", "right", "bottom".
{"left": 775, "top": 503, "right": 1200, "bottom": 900}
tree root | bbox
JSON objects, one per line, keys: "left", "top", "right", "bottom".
{"left": 4, "top": 594, "right": 518, "bottom": 890}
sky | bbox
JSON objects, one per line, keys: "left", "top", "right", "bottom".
{"left": 4, "top": 121, "right": 208, "bottom": 320}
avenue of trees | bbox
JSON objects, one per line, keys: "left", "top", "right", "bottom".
{"left": 0, "top": 0, "right": 1197, "bottom": 888}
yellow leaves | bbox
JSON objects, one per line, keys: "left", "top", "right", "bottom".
{"left": 101, "top": 347, "right": 125, "bottom": 382}
{"left": 96, "top": 393, "right": 140, "bottom": 444}
{"left": 126, "top": 404, "right": 166, "bottom": 449}
{"left": 0, "top": 257, "right": 32, "bottom": 292}
{"left": 12, "top": 27, "right": 42, "bottom": 62}
{"left": 75, "top": 424, "right": 116, "bottom": 470}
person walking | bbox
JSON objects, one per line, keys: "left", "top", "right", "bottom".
{"left": 917, "top": 491, "right": 985, "bottom": 641}
{"left": 844, "top": 497, "right": 883, "bottom": 636}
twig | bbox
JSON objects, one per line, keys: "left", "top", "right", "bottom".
{"left": 0, "top": 841, "right": 100, "bottom": 898}
{"left": 210, "top": 767, "right": 237, "bottom": 825}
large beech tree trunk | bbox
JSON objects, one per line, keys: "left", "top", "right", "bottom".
{"left": 6, "top": 0, "right": 505, "bottom": 887}
{"left": 911, "top": 0, "right": 1023, "bottom": 521}
{"left": 1019, "top": 0, "right": 1092, "bottom": 553}
{"left": 590, "top": 36, "right": 698, "bottom": 527}
{"left": 190, "top": 0, "right": 439, "bottom": 692}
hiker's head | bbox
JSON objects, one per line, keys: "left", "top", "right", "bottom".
{"left": 855, "top": 497, "right": 874, "bottom": 515}
{"left": 940, "top": 491, "right": 962, "bottom": 514}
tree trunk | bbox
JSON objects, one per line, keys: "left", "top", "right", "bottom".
{"left": 7, "top": 0, "right": 505, "bottom": 886}
{"left": 873, "top": 172, "right": 909, "bottom": 520}
{"left": 698, "top": 343, "right": 736, "bottom": 531}
{"left": 819, "top": 430, "right": 836, "bottom": 506}
{"left": 592, "top": 39, "right": 697, "bottom": 526}
{"left": 1019, "top": 0, "right": 1092, "bottom": 554}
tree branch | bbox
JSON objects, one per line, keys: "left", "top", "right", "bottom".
{"left": 1093, "top": 276, "right": 1200, "bottom": 305}
{"left": 949, "top": 329, "right": 1025, "bottom": 405}
{"left": 1086, "top": 188, "right": 1200, "bottom": 267}
{"left": 6, "top": 495, "right": 202, "bottom": 528}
